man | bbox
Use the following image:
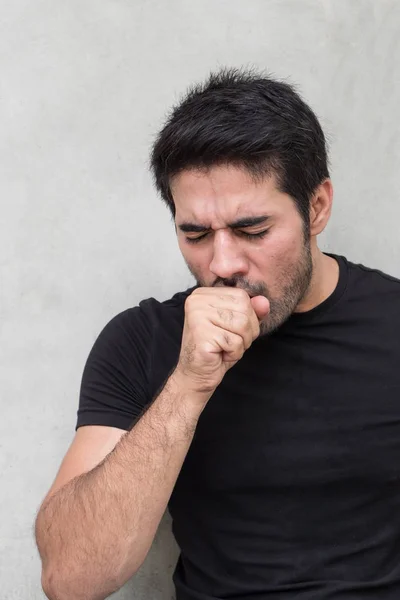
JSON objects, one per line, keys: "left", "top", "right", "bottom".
{"left": 35, "top": 68, "right": 400, "bottom": 600}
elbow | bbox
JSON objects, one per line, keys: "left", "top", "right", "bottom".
{"left": 113, "top": 549, "right": 148, "bottom": 591}
{"left": 41, "top": 568, "right": 78, "bottom": 600}
{"left": 41, "top": 568, "right": 62, "bottom": 600}
{"left": 41, "top": 566, "right": 121, "bottom": 600}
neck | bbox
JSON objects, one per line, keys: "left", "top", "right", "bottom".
{"left": 295, "top": 247, "right": 339, "bottom": 313}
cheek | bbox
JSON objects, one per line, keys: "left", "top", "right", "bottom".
{"left": 252, "top": 229, "right": 303, "bottom": 266}
{"left": 274, "top": 230, "right": 303, "bottom": 262}
{"left": 180, "top": 243, "right": 210, "bottom": 277}
{"left": 250, "top": 229, "right": 303, "bottom": 276}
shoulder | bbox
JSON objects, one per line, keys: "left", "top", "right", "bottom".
{"left": 94, "top": 285, "right": 197, "bottom": 375}
{"left": 138, "top": 286, "right": 196, "bottom": 329}
{"left": 345, "top": 257, "right": 400, "bottom": 295}
{"left": 99, "top": 285, "right": 196, "bottom": 348}
{"left": 77, "top": 286, "right": 196, "bottom": 430}
{"left": 342, "top": 256, "right": 400, "bottom": 320}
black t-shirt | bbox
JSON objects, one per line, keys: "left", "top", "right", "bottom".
{"left": 77, "top": 255, "right": 400, "bottom": 599}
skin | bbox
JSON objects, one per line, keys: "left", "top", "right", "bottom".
{"left": 171, "top": 163, "right": 339, "bottom": 334}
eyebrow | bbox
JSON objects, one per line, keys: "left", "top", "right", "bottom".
{"left": 178, "top": 215, "right": 270, "bottom": 233}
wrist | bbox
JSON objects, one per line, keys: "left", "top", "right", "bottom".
{"left": 172, "top": 366, "right": 214, "bottom": 399}
{"left": 151, "top": 371, "right": 207, "bottom": 441}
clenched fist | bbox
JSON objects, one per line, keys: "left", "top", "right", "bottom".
{"left": 175, "top": 287, "right": 270, "bottom": 397}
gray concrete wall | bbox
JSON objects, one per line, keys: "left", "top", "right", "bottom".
{"left": 1, "top": 0, "right": 399, "bottom": 598}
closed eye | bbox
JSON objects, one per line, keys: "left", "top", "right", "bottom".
{"left": 239, "top": 230, "right": 269, "bottom": 240}
{"left": 185, "top": 230, "right": 269, "bottom": 244}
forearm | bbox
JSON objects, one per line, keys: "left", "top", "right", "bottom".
{"left": 36, "top": 372, "right": 208, "bottom": 600}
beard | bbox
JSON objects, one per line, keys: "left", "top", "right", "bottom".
{"left": 186, "top": 239, "right": 313, "bottom": 335}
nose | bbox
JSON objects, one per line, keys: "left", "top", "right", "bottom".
{"left": 209, "top": 231, "right": 248, "bottom": 280}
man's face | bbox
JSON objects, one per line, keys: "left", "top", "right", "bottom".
{"left": 171, "top": 164, "right": 313, "bottom": 334}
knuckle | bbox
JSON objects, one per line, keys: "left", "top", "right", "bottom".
{"left": 236, "top": 311, "right": 250, "bottom": 328}
{"left": 233, "top": 312, "right": 251, "bottom": 336}
{"left": 239, "top": 299, "right": 252, "bottom": 314}
{"left": 184, "top": 295, "right": 195, "bottom": 312}
{"left": 217, "top": 308, "right": 234, "bottom": 323}
{"left": 223, "top": 332, "right": 232, "bottom": 347}
{"left": 224, "top": 293, "right": 239, "bottom": 304}
{"left": 191, "top": 287, "right": 204, "bottom": 296}
{"left": 185, "top": 295, "right": 202, "bottom": 316}
{"left": 236, "top": 288, "right": 250, "bottom": 301}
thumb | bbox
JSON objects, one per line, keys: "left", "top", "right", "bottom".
{"left": 250, "top": 295, "right": 270, "bottom": 320}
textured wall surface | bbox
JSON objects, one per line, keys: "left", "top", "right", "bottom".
{"left": 1, "top": 1, "right": 399, "bottom": 598}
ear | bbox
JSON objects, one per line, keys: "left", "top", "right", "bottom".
{"left": 309, "top": 179, "right": 333, "bottom": 236}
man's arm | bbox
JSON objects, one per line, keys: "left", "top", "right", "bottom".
{"left": 35, "top": 372, "right": 209, "bottom": 600}
{"left": 36, "top": 287, "right": 269, "bottom": 600}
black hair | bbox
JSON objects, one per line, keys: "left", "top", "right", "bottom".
{"left": 150, "top": 67, "right": 329, "bottom": 227}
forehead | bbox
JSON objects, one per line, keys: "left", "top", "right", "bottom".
{"left": 170, "top": 164, "right": 294, "bottom": 225}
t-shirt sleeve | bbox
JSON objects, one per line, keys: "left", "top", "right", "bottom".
{"left": 76, "top": 306, "right": 152, "bottom": 431}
